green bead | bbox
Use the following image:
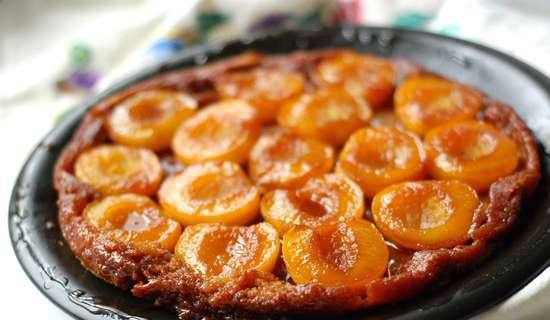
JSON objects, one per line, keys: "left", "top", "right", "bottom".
{"left": 299, "top": 6, "right": 323, "bottom": 27}
{"left": 393, "top": 13, "right": 432, "bottom": 29}
{"left": 438, "top": 24, "right": 461, "bottom": 37}
{"left": 69, "top": 43, "right": 92, "bottom": 68}
{"left": 197, "top": 11, "right": 229, "bottom": 41}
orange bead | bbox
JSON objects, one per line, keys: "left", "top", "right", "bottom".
{"left": 282, "top": 220, "right": 388, "bottom": 287}
{"left": 336, "top": 127, "right": 425, "bottom": 197}
{"left": 249, "top": 129, "right": 335, "bottom": 191}
{"left": 175, "top": 222, "right": 280, "bottom": 279}
{"left": 172, "top": 100, "right": 261, "bottom": 164}
{"left": 107, "top": 90, "right": 197, "bottom": 151}
{"left": 74, "top": 145, "right": 162, "bottom": 196}
{"left": 277, "top": 86, "right": 372, "bottom": 147}
{"left": 261, "top": 174, "right": 364, "bottom": 233}
{"left": 424, "top": 120, "right": 519, "bottom": 192}
{"left": 215, "top": 69, "right": 305, "bottom": 122}
{"left": 158, "top": 161, "right": 260, "bottom": 226}
{"left": 84, "top": 194, "right": 181, "bottom": 250}
{"left": 372, "top": 180, "right": 480, "bottom": 250}
{"left": 394, "top": 75, "right": 483, "bottom": 135}
{"left": 314, "top": 52, "right": 395, "bottom": 108}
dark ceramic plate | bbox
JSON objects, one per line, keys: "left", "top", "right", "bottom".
{"left": 9, "top": 26, "right": 550, "bottom": 320}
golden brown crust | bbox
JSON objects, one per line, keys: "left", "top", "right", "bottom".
{"left": 53, "top": 50, "right": 541, "bottom": 318}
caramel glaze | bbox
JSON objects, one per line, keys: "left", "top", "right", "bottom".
{"left": 53, "top": 50, "right": 540, "bottom": 319}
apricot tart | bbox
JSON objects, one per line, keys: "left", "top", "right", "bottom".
{"left": 54, "top": 49, "right": 540, "bottom": 319}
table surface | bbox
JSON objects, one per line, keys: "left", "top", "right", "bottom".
{"left": 1, "top": 101, "right": 73, "bottom": 320}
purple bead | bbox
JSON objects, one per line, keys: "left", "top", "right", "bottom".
{"left": 249, "top": 14, "right": 293, "bottom": 32}
{"left": 68, "top": 70, "right": 100, "bottom": 90}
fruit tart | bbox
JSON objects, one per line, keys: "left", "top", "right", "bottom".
{"left": 54, "top": 49, "right": 540, "bottom": 319}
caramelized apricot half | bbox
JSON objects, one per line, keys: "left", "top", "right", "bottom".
{"left": 158, "top": 161, "right": 260, "bottom": 225}
{"left": 261, "top": 174, "right": 364, "bottom": 233}
{"left": 107, "top": 90, "right": 197, "bottom": 150}
{"left": 282, "top": 220, "right": 388, "bottom": 287}
{"left": 370, "top": 109, "right": 404, "bottom": 129}
{"left": 172, "top": 100, "right": 261, "bottom": 164}
{"left": 215, "top": 69, "right": 305, "bottom": 122}
{"left": 249, "top": 129, "right": 335, "bottom": 191}
{"left": 277, "top": 86, "right": 372, "bottom": 147}
{"left": 394, "top": 75, "right": 483, "bottom": 135}
{"left": 336, "top": 127, "right": 425, "bottom": 197}
{"left": 74, "top": 145, "right": 162, "bottom": 196}
{"left": 175, "top": 222, "right": 279, "bottom": 279}
{"left": 314, "top": 52, "right": 395, "bottom": 108}
{"left": 424, "top": 120, "right": 519, "bottom": 192}
{"left": 372, "top": 180, "right": 480, "bottom": 250}
{"left": 84, "top": 194, "right": 181, "bottom": 250}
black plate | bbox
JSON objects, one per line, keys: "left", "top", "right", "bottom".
{"left": 9, "top": 26, "right": 550, "bottom": 320}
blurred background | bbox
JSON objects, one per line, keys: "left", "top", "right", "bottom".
{"left": 1, "top": 0, "right": 550, "bottom": 319}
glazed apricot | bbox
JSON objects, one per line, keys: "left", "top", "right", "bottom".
{"left": 261, "top": 174, "right": 364, "bottom": 233}
{"left": 215, "top": 69, "right": 305, "bottom": 122}
{"left": 336, "top": 127, "right": 425, "bottom": 197}
{"left": 107, "top": 90, "right": 197, "bottom": 150}
{"left": 370, "top": 109, "right": 404, "bottom": 129}
{"left": 282, "top": 220, "right": 388, "bottom": 287}
{"left": 172, "top": 100, "right": 261, "bottom": 164}
{"left": 249, "top": 129, "right": 335, "bottom": 191}
{"left": 74, "top": 145, "right": 162, "bottom": 196}
{"left": 84, "top": 194, "right": 181, "bottom": 250}
{"left": 394, "top": 75, "right": 483, "bottom": 135}
{"left": 372, "top": 180, "right": 480, "bottom": 250}
{"left": 424, "top": 120, "right": 519, "bottom": 192}
{"left": 175, "top": 222, "right": 279, "bottom": 279}
{"left": 277, "top": 86, "right": 372, "bottom": 147}
{"left": 314, "top": 52, "right": 395, "bottom": 108}
{"left": 158, "top": 161, "right": 260, "bottom": 226}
